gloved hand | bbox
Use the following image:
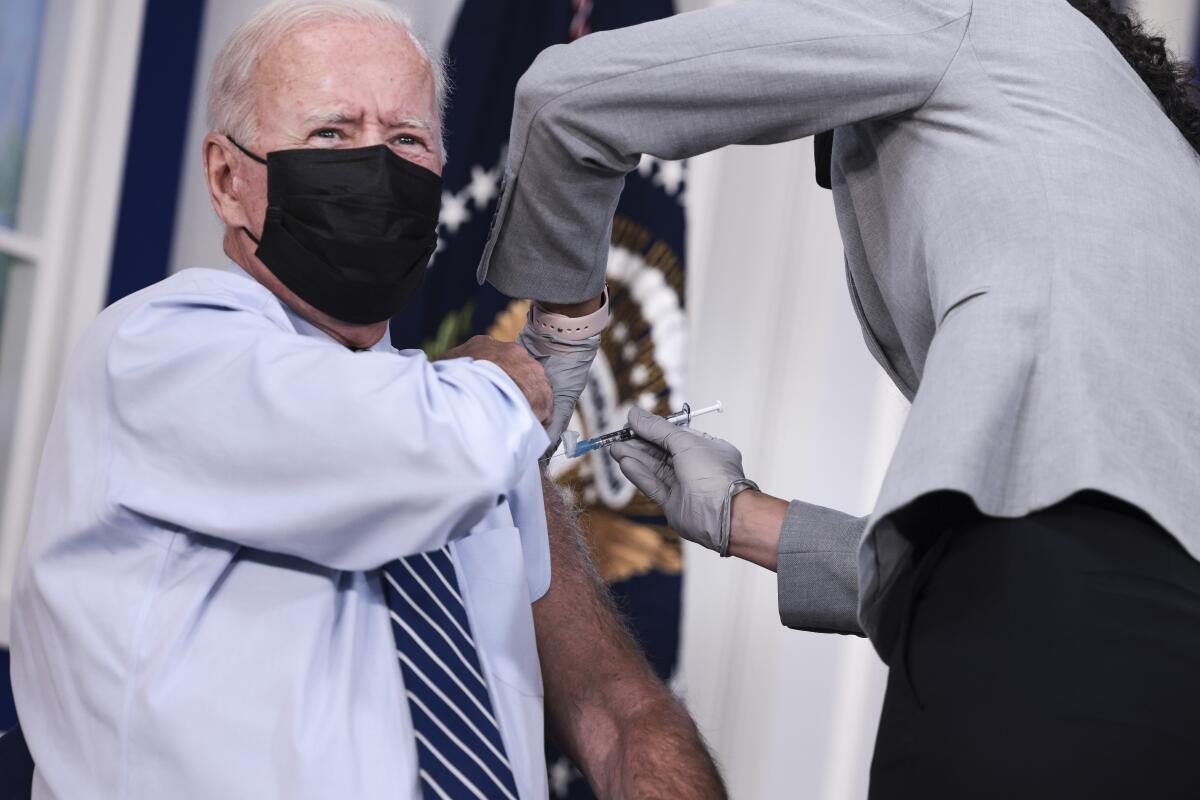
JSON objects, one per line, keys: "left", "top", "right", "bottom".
{"left": 609, "top": 407, "right": 759, "bottom": 555}
{"left": 517, "top": 321, "right": 600, "bottom": 459}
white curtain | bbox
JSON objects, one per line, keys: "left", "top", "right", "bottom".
{"left": 680, "top": 93, "right": 902, "bottom": 800}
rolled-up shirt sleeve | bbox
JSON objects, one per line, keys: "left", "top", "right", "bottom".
{"left": 104, "top": 287, "right": 548, "bottom": 571}
{"left": 778, "top": 500, "right": 868, "bottom": 635}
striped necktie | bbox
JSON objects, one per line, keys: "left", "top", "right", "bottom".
{"left": 382, "top": 546, "right": 520, "bottom": 800}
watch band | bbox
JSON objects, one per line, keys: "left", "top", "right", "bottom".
{"left": 529, "top": 285, "right": 610, "bottom": 340}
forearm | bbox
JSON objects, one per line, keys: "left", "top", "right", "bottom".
{"left": 727, "top": 490, "right": 789, "bottom": 571}
{"left": 535, "top": 477, "right": 725, "bottom": 798}
{"left": 580, "top": 688, "right": 725, "bottom": 800}
{"left": 480, "top": 1, "right": 970, "bottom": 301}
{"left": 730, "top": 490, "right": 865, "bottom": 634}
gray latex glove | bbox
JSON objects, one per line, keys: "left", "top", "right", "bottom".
{"left": 609, "top": 407, "right": 759, "bottom": 555}
{"left": 517, "top": 321, "right": 600, "bottom": 459}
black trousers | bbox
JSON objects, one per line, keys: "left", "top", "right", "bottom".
{"left": 869, "top": 494, "right": 1200, "bottom": 799}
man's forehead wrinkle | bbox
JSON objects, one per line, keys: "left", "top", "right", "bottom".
{"left": 251, "top": 21, "right": 441, "bottom": 146}
{"left": 252, "top": 36, "right": 327, "bottom": 122}
{"left": 285, "top": 18, "right": 423, "bottom": 68}
{"left": 304, "top": 109, "right": 364, "bottom": 126}
{"left": 289, "top": 108, "right": 435, "bottom": 131}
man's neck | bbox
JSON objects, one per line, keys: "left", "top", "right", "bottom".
{"left": 223, "top": 229, "right": 390, "bottom": 351}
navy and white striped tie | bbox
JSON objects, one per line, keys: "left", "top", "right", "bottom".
{"left": 383, "top": 546, "right": 520, "bottom": 800}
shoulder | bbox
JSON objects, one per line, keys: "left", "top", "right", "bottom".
{"left": 75, "top": 268, "right": 295, "bottom": 378}
{"left": 95, "top": 267, "right": 291, "bottom": 339}
{"left": 107, "top": 267, "right": 279, "bottom": 317}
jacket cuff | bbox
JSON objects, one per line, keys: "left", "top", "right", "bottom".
{"left": 777, "top": 500, "right": 868, "bottom": 636}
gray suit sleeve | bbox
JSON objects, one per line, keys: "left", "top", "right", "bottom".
{"left": 777, "top": 500, "right": 868, "bottom": 635}
{"left": 479, "top": 0, "right": 972, "bottom": 301}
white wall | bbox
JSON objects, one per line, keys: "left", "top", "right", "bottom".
{"left": 1139, "top": 0, "right": 1196, "bottom": 60}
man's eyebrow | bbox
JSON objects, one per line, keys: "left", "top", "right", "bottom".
{"left": 388, "top": 116, "right": 434, "bottom": 131}
{"left": 302, "top": 110, "right": 362, "bottom": 127}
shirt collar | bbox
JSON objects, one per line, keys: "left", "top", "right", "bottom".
{"left": 224, "top": 261, "right": 395, "bottom": 353}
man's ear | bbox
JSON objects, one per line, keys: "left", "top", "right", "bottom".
{"left": 203, "top": 133, "right": 252, "bottom": 230}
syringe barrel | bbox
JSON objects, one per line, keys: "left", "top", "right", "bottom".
{"left": 588, "top": 427, "right": 636, "bottom": 449}
{"left": 562, "top": 400, "right": 722, "bottom": 459}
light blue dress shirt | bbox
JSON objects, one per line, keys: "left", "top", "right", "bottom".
{"left": 11, "top": 265, "right": 553, "bottom": 799}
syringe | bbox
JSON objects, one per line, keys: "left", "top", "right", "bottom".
{"left": 556, "top": 401, "right": 723, "bottom": 460}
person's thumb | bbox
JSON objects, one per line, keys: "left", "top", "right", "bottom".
{"left": 626, "top": 407, "right": 687, "bottom": 451}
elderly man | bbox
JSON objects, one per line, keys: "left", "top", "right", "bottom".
{"left": 8, "top": 1, "right": 723, "bottom": 798}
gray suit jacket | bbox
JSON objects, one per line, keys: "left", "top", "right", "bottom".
{"left": 478, "top": 0, "right": 1200, "bottom": 647}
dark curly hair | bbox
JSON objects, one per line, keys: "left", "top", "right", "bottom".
{"left": 1069, "top": 0, "right": 1200, "bottom": 154}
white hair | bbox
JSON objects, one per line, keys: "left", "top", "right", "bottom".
{"left": 206, "top": 0, "right": 449, "bottom": 151}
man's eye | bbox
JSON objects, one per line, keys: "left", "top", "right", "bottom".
{"left": 312, "top": 129, "right": 340, "bottom": 140}
{"left": 394, "top": 134, "right": 422, "bottom": 146}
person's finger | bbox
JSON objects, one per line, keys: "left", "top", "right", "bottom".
{"left": 611, "top": 440, "right": 674, "bottom": 502}
{"left": 613, "top": 456, "right": 669, "bottom": 507}
{"left": 610, "top": 440, "right": 669, "bottom": 481}
{"left": 625, "top": 406, "right": 696, "bottom": 451}
{"left": 610, "top": 437, "right": 666, "bottom": 463}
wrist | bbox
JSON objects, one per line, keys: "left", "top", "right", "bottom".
{"left": 726, "top": 490, "right": 787, "bottom": 571}
{"left": 718, "top": 479, "right": 757, "bottom": 556}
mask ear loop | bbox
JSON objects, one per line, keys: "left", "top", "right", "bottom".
{"left": 227, "top": 134, "right": 268, "bottom": 165}
{"left": 226, "top": 135, "right": 268, "bottom": 246}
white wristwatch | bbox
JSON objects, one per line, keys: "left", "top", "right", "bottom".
{"left": 529, "top": 286, "right": 610, "bottom": 340}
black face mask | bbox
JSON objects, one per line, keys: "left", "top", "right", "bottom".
{"left": 231, "top": 137, "right": 442, "bottom": 324}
